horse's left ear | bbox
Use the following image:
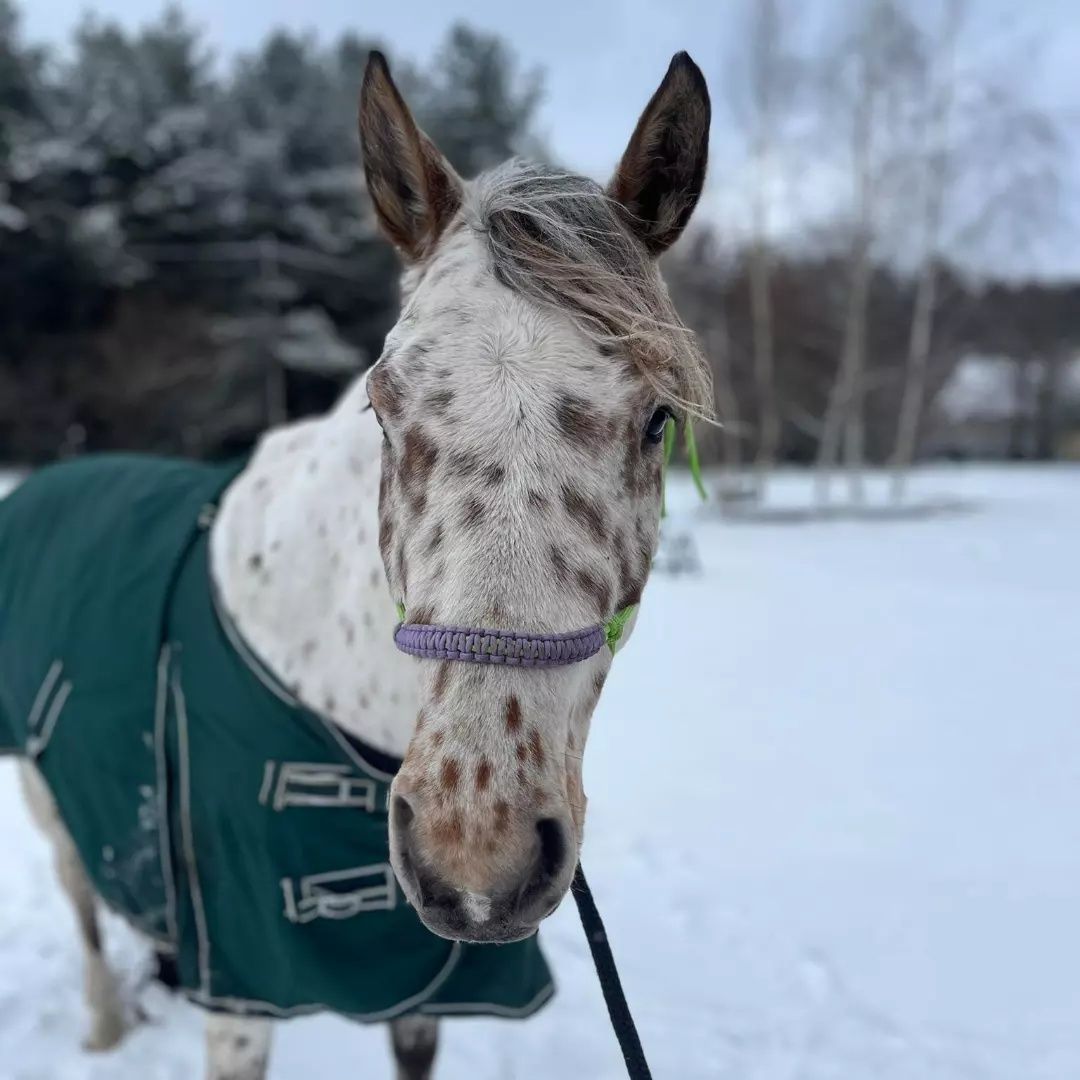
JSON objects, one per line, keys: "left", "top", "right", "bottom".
{"left": 359, "top": 51, "right": 464, "bottom": 262}
{"left": 608, "top": 52, "right": 711, "bottom": 257}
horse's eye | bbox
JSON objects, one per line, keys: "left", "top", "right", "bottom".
{"left": 644, "top": 407, "right": 671, "bottom": 445}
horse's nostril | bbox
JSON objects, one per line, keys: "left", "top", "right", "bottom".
{"left": 513, "top": 817, "right": 571, "bottom": 925}
{"left": 391, "top": 793, "right": 415, "bottom": 832}
{"left": 535, "top": 817, "right": 568, "bottom": 882}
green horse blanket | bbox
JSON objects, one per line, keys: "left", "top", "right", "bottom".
{"left": 0, "top": 455, "right": 553, "bottom": 1022}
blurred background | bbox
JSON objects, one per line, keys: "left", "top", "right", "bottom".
{"left": 1, "top": 1, "right": 1078, "bottom": 1078}
{"left": 1, "top": 0, "right": 1077, "bottom": 479}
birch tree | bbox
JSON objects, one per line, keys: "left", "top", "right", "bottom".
{"left": 888, "top": 0, "right": 963, "bottom": 500}
{"left": 742, "top": 0, "right": 787, "bottom": 499}
{"left": 814, "top": 0, "right": 924, "bottom": 506}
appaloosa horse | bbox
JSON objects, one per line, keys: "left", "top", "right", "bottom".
{"left": 2, "top": 49, "right": 712, "bottom": 1079}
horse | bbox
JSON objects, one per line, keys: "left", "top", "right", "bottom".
{"left": 1, "top": 49, "right": 712, "bottom": 1080}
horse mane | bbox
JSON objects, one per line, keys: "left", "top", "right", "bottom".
{"left": 470, "top": 160, "right": 714, "bottom": 420}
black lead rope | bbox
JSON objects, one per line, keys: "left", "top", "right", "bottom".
{"left": 571, "top": 864, "right": 653, "bottom": 1080}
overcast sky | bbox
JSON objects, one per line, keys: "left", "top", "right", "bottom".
{"left": 21, "top": 0, "right": 1080, "bottom": 278}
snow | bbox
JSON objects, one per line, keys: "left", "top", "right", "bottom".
{"left": 2, "top": 464, "right": 1079, "bottom": 1079}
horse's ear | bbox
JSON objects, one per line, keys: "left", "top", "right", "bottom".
{"left": 359, "top": 51, "right": 464, "bottom": 262}
{"left": 608, "top": 52, "right": 711, "bottom": 257}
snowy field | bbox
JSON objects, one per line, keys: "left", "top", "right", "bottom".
{"left": 1, "top": 464, "right": 1078, "bottom": 1079}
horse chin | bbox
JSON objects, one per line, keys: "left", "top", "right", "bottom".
{"left": 415, "top": 909, "right": 540, "bottom": 946}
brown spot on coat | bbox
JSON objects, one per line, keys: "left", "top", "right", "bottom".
{"left": 561, "top": 486, "right": 609, "bottom": 544}
{"left": 555, "top": 395, "right": 605, "bottom": 448}
{"left": 475, "top": 759, "right": 492, "bottom": 791}
{"left": 368, "top": 365, "right": 404, "bottom": 419}
{"left": 433, "top": 814, "right": 464, "bottom": 847}
{"left": 615, "top": 527, "right": 646, "bottom": 610}
{"left": 424, "top": 388, "right": 455, "bottom": 415}
{"left": 440, "top": 758, "right": 460, "bottom": 793}
{"left": 528, "top": 729, "right": 545, "bottom": 768}
{"left": 621, "top": 417, "right": 661, "bottom": 498}
{"left": 400, "top": 426, "right": 438, "bottom": 515}
{"left": 448, "top": 450, "right": 484, "bottom": 479}
{"left": 515, "top": 742, "right": 528, "bottom": 763}
{"left": 576, "top": 569, "right": 612, "bottom": 615}
{"left": 505, "top": 695, "right": 523, "bottom": 733}
{"left": 550, "top": 545, "right": 571, "bottom": 584}
{"left": 402, "top": 426, "right": 439, "bottom": 484}
{"left": 378, "top": 502, "right": 394, "bottom": 565}
{"left": 460, "top": 497, "right": 485, "bottom": 529}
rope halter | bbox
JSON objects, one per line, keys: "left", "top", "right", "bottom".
{"left": 393, "top": 603, "right": 637, "bottom": 668}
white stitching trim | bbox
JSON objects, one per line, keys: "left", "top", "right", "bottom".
{"left": 271, "top": 763, "right": 377, "bottom": 812}
{"left": 26, "top": 659, "right": 62, "bottom": 734}
{"left": 314, "top": 720, "right": 398, "bottom": 786}
{"left": 155, "top": 645, "right": 180, "bottom": 946}
{"left": 26, "top": 678, "right": 72, "bottom": 759}
{"left": 280, "top": 863, "right": 396, "bottom": 923}
{"left": 417, "top": 981, "right": 556, "bottom": 1018}
{"left": 211, "top": 584, "right": 298, "bottom": 711}
{"left": 182, "top": 939, "right": 465, "bottom": 1024}
{"left": 172, "top": 660, "right": 211, "bottom": 996}
{"left": 258, "top": 762, "right": 275, "bottom": 806}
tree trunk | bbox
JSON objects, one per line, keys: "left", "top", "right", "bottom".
{"left": 1034, "top": 351, "right": 1063, "bottom": 460}
{"left": 748, "top": 0, "right": 781, "bottom": 503}
{"left": 816, "top": 235, "right": 871, "bottom": 506}
{"left": 842, "top": 260, "right": 869, "bottom": 506}
{"left": 707, "top": 324, "right": 743, "bottom": 472}
{"left": 889, "top": 0, "right": 961, "bottom": 502}
{"left": 890, "top": 259, "right": 939, "bottom": 500}
{"left": 1007, "top": 358, "right": 1033, "bottom": 459}
{"left": 814, "top": 2, "right": 881, "bottom": 508}
{"left": 750, "top": 238, "right": 779, "bottom": 500}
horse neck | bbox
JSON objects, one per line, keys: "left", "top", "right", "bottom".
{"left": 209, "top": 383, "right": 420, "bottom": 758}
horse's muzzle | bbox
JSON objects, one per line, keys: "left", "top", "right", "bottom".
{"left": 389, "top": 794, "right": 573, "bottom": 944}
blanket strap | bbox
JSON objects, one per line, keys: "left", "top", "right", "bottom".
{"left": 571, "top": 864, "right": 653, "bottom": 1080}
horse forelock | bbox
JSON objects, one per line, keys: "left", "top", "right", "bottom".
{"left": 468, "top": 159, "right": 714, "bottom": 420}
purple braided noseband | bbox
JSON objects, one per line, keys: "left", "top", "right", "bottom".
{"left": 394, "top": 620, "right": 606, "bottom": 668}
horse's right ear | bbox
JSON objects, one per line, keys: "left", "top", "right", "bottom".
{"left": 608, "top": 52, "right": 711, "bottom": 257}
{"left": 359, "top": 51, "right": 464, "bottom": 262}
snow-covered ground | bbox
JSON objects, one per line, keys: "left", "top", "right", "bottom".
{"left": 1, "top": 464, "right": 1078, "bottom": 1079}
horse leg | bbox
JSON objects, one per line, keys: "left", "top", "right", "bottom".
{"left": 18, "top": 762, "right": 126, "bottom": 1051}
{"left": 205, "top": 1014, "right": 273, "bottom": 1080}
{"left": 389, "top": 1015, "right": 439, "bottom": 1080}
